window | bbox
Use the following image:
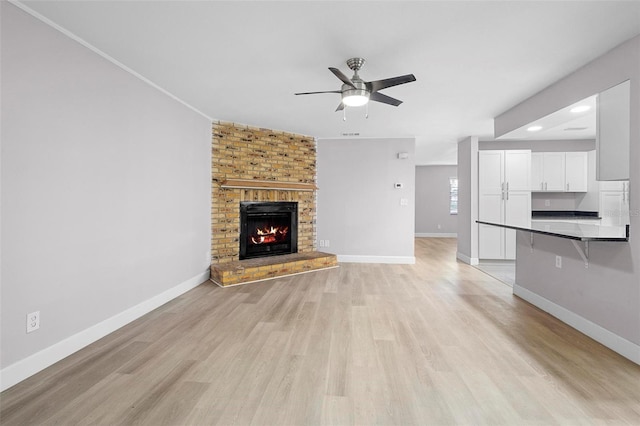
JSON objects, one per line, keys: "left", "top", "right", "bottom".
{"left": 449, "top": 177, "right": 458, "bottom": 214}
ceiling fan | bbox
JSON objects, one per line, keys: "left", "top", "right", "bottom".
{"left": 295, "top": 58, "right": 416, "bottom": 112}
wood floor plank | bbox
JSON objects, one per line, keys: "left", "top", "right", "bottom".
{"left": 2, "top": 237, "right": 639, "bottom": 425}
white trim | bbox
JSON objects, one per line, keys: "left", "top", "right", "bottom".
{"left": 210, "top": 265, "right": 339, "bottom": 288}
{"left": 9, "top": 0, "right": 213, "bottom": 122}
{"left": 456, "top": 252, "right": 479, "bottom": 265}
{"left": 416, "top": 233, "right": 457, "bottom": 238}
{"left": 337, "top": 255, "right": 416, "bottom": 264}
{"left": 0, "top": 270, "right": 210, "bottom": 392}
{"left": 514, "top": 284, "right": 640, "bottom": 365}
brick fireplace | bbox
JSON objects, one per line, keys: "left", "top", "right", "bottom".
{"left": 210, "top": 121, "right": 337, "bottom": 286}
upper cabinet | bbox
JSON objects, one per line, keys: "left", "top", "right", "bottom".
{"left": 596, "top": 80, "right": 630, "bottom": 181}
{"left": 531, "top": 151, "right": 588, "bottom": 192}
{"left": 565, "top": 152, "right": 588, "bottom": 192}
{"left": 531, "top": 152, "right": 565, "bottom": 191}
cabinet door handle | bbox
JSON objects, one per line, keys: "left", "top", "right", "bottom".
{"left": 506, "top": 182, "right": 509, "bottom": 191}
{"left": 545, "top": 182, "right": 548, "bottom": 191}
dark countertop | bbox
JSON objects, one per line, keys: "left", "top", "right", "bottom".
{"left": 531, "top": 210, "right": 601, "bottom": 220}
{"left": 477, "top": 220, "right": 628, "bottom": 242}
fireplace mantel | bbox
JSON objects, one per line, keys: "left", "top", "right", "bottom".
{"left": 220, "top": 179, "right": 317, "bottom": 191}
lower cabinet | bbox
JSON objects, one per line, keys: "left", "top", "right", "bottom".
{"left": 599, "top": 181, "right": 630, "bottom": 226}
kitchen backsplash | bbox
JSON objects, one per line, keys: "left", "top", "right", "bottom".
{"left": 531, "top": 192, "right": 579, "bottom": 211}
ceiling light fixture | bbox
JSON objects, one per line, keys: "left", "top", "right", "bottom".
{"left": 564, "top": 127, "right": 588, "bottom": 131}
{"left": 341, "top": 90, "right": 370, "bottom": 107}
{"left": 570, "top": 105, "right": 591, "bottom": 113}
{"left": 527, "top": 125, "right": 542, "bottom": 132}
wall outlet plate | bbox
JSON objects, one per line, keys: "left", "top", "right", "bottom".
{"left": 27, "top": 311, "right": 40, "bottom": 333}
{"left": 555, "top": 255, "right": 562, "bottom": 268}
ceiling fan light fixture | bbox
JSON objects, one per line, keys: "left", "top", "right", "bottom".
{"left": 342, "top": 89, "right": 370, "bottom": 107}
{"left": 295, "top": 57, "right": 416, "bottom": 112}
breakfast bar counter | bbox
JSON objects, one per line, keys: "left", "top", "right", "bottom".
{"left": 477, "top": 220, "right": 629, "bottom": 242}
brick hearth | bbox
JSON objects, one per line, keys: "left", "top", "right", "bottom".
{"left": 210, "top": 251, "right": 337, "bottom": 287}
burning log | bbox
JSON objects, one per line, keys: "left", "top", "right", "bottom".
{"left": 250, "top": 226, "right": 289, "bottom": 245}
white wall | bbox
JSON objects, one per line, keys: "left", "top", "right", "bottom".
{"left": 1, "top": 3, "right": 212, "bottom": 389}
{"left": 317, "top": 138, "right": 416, "bottom": 264}
{"left": 415, "top": 165, "right": 457, "bottom": 236}
{"left": 497, "top": 35, "right": 640, "bottom": 363}
{"left": 456, "top": 136, "right": 479, "bottom": 265}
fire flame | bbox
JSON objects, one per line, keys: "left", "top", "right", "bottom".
{"left": 251, "top": 226, "right": 289, "bottom": 245}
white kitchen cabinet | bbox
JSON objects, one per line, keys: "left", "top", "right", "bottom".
{"left": 479, "top": 150, "right": 531, "bottom": 260}
{"left": 531, "top": 152, "right": 565, "bottom": 191}
{"left": 599, "top": 181, "right": 630, "bottom": 226}
{"left": 599, "top": 180, "right": 625, "bottom": 191}
{"left": 597, "top": 80, "right": 630, "bottom": 181}
{"left": 531, "top": 151, "right": 588, "bottom": 192}
{"left": 565, "top": 151, "right": 588, "bottom": 192}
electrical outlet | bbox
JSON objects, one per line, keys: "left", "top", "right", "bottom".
{"left": 545, "top": 199, "right": 551, "bottom": 207}
{"left": 437, "top": 224, "right": 442, "bottom": 229}
{"left": 555, "top": 255, "right": 562, "bottom": 268}
{"left": 27, "top": 311, "right": 40, "bottom": 333}
{"left": 325, "top": 240, "right": 330, "bottom": 247}
{"left": 400, "top": 198, "right": 409, "bottom": 206}
{"left": 319, "top": 240, "right": 325, "bottom": 248}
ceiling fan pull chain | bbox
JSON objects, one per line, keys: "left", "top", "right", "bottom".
{"left": 343, "top": 107, "right": 347, "bottom": 121}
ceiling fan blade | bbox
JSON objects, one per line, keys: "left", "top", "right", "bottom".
{"left": 295, "top": 90, "right": 342, "bottom": 95}
{"left": 329, "top": 67, "right": 355, "bottom": 88}
{"left": 366, "top": 74, "right": 416, "bottom": 93}
{"left": 369, "top": 92, "right": 403, "bottom": 107}
{"left": 335, "top": 102, "right": 345, "bottom": 112}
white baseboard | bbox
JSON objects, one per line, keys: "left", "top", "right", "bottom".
{"left": 514, "top": 284, "right": 640, "bottom": 365}
{"left": 337, "top": 255, "right": 416, "bottom": 264}
{"left": 456, "top": 252, "right": 479, "bottom": 265}
{"left": 415, "top": 233, "right": 457, "bottom": 238}
{"left": 0, "top": 270, "right": 210, "bottom": 392}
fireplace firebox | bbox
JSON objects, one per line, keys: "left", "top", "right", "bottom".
{"left": 239, "top": 202, "right": 298, "bottom": 260}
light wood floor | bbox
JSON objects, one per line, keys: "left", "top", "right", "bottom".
{"left": 2, "top": 238, "right": 639, "bottom": 425}
{"left": 475, "top": 261, "right": 516, "bottom": 287}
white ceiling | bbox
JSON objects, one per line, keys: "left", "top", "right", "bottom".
{"left": 17, "top": 1, "right": 640, "bottom": 165}
{"left": 497, "top": 94, "right": 597, "bottom": 140}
